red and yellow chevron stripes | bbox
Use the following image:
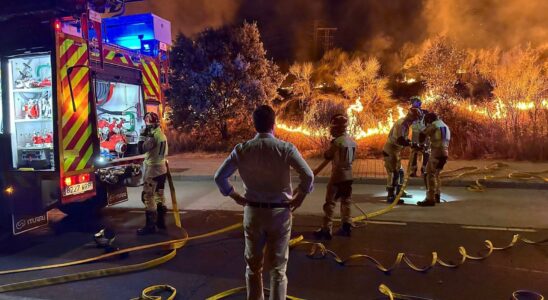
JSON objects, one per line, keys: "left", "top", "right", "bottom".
{"left": 58, "top": 35, "right": 96, "bottom": 174}
{"left": 141, "top": 58, "right": 161, "bottom": 100}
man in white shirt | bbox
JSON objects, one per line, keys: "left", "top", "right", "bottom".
{"left": 214, "top": 105, "right": 314, "bottom": 300}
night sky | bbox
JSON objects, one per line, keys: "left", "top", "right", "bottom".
{"left": 125, "top": 0, "right": 547, "bottom": 65}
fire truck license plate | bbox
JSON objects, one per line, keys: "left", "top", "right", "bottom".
{"left": 64, "top": 182, "right": 94, "bottom": 196}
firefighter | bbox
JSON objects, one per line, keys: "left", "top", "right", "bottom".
{"left": 409, "top": 97, "right": 430, "bottom": 177}
{"left": 417, "top": 112, "right": 450, "bottom": 206}
{"left": 137, "top": 112, "right": 169, "bottom": 235}
{"left": 314, "top": 114, "right": 357, "bottom": 240}
{"left": 383, "top": 107, "right": 421, "bottom": 204}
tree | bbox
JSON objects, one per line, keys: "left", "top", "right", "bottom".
{"left": 415, "top": 36, "right": 465, "bottom": 99}
{"left": 485, "top": 46, "right": 548, "bottom": 158}
{"left": 314, "top": 48, "right": 350, "bottom": 87}
{"left": 288, "top": 62, "right": 314, "bottom": 104}
{"left": 334, "top": 56, "right": 392, "bottom": 117}
{"left": 168, "top": 22, "right": 285, "bottom": 140}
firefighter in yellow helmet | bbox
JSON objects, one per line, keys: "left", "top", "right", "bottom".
{"left": 382, "top": 107, "right": 421, "bottom": 204}
{"left": 137, "top": 112, "right": 169, "bottom": 235}
{"left": 314, "top": 114, "right": 357, "bottom": 239}
{"left": 417, "top": 112, "right": 450, "bottom": 206}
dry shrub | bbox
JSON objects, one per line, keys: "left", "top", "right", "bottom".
{"left": 275, "top": 131, "right": 324, "bottom": 158}
{"left": 165, "top": 129, "right": 198, "bottom": 152}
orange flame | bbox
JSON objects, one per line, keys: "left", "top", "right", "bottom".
{"left": 277, "top": 98, "right": 406, "bottom": 140}
{"left": 276, "top": 95, "right": 547, "bottom": 140}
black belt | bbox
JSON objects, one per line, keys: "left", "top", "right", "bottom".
{"left": 246, "top": 201, "right": 290, "bottom": 208}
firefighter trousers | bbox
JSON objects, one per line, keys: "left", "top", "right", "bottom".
{"left": 322, "top": 180, "right": 353, "bottom": 230}
{"left": 383, "top": 143, "right": 402, "bottom": 188}
{"left": 243, "top": 205, "right": 292, "bottom": 300}
{"left": 426, "top": 155, "right": 448, "bottom": 201}
{"left": 410, "top": 149, "right": 429, "bottom": 174}
{"left": 142, "top": 174, "right": 167, "bottom": 212}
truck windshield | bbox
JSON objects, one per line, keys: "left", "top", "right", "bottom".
{"left": 95, "top": 80, "right": 145, "bottom": 160}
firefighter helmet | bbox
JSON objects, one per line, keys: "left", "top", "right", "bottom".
{"left": 424, "top": 112, "right": 438, "bottom": 125}
{"left": 330, "top": 114, "right": 348, "bottom": 128}
{"left": 144, "top": 112, "right": 160, "bottom": 127}
{"left": 410, "top": 96, "right": 422, "bottom": 108}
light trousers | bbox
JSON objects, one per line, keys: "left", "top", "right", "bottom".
{"left": 244, "top": 206, "right": 292, "bottom": 300}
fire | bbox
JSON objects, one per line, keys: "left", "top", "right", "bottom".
{"left": 277, "top": 98, "right": 406, "bottom": 140}
{"left": 276, "top": 123, "right": 327, "bottom": 137}
{"left": 421, "top": 90, "right": 547, "bottom": 120}
{"left": 401, "top": 77, "right": 417, "bottom": 84}
{"left": 276, "top": 95, "right": 547, "bottom": 140}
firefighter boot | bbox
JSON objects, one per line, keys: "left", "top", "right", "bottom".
{"left": 386, "top": 187, "right": 404, "bottom": 204}
{"left": 313, "top": 227, "right": 333, "bottom": 240}
{"left": 417, "top": 199, "right": 435, "bottom": 206}
{"left": 137, "top": 211, "right": 157, "bottom": 235}
{"left": 341, "top": 222, "right": 352, "bottom": 237}
{"left": 435, "top": 193, "right": 441, "bottom": 203}
{"left": 156, "top": 203, "right": 167, "bottom": 230}
{"left": 386, "top": 187, "right": 395, "bottom": 203}
{"left": 417, "top": 199, "right": 436, "bottom": 206}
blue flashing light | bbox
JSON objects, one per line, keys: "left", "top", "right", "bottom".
{"left": 103, "top": 14, "right": 156, "bottom": 50}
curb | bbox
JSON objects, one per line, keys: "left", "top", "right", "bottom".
{"left": 170, "top": 174, "right": 548, "bottom": 190}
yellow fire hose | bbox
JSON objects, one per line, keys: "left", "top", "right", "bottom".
{"left": 0, "top": 160, "right": 545, "bottom": 300}
{"left": 440, "top": 162, "right": 548, "bottom": 192}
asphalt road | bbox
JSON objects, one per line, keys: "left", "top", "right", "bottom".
{"left": 118, "top": 180, "right": 548, "bottom": 229}
{"left": 0, "top": 206, "right": 547, "bottom": 300}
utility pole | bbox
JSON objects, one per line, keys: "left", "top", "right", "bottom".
{"left": 314, "top": 20, "right": 337, "bottom": 59}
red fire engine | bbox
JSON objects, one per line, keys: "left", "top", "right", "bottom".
{"left": 0, "top": 0, "right": 171, "bottom": 235}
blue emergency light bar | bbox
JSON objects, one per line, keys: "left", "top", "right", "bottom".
{"left": 101, "top": 13, "right": 171, "bottom": 56}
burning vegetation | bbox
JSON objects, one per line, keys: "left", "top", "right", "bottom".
{"left": 274, "top": 38, "right": 548, "bottom": 160}
{"left": 164, "top": 0, "right": 548, "bottom": 160}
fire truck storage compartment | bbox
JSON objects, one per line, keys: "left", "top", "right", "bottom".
{"left": 94, "top": 65, "right": 144, "bottom": 159}
{"left": 7, "top": 54, "right": 55, "bottom": 170}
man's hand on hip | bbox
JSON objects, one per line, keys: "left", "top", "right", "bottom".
{"left": 229, "top": 190, "right": 247, "bottom": 206}
{"left": 290, "top": 192, "right": 306, "bottom": 212}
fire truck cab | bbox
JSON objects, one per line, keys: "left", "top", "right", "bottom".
{"left": 0, "top": 1, "right": 171, "bottom": 235}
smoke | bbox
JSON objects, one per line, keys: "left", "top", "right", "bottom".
{"left": 236, "top": 0, "right": 325, "bottom": 63}
{"left": 124, "top": 0, "right": 547, "bottom": 67}
{"left": 125, "top": 0, "right": 242, "bottom": 36}
{"left": 423, "top": 0, "right": 548, "bottom": 49}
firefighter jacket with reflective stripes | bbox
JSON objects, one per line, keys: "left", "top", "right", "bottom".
{"left": 387, "top": 117, "right": 413, "bottom": 150}
{"left": 324, "top": 134, "right": 357, "bottom": 183}
{"left": 142, "top": 126, "right": 168, "bottom": 178}
{"left": 411, "top": 120, "right": 425, "bottom": 143}
{"left": 422, "top": 119, "right": 450, "bottom": 157}
{"left": 412, "top": 119, "right": 431, "bottom": 150}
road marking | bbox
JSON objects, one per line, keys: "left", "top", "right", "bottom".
{"left": 365, "top": 220, "right": 407, "bottom": 226}
{"left": 461, "top": 225, "right": 536, "bottom": 232}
